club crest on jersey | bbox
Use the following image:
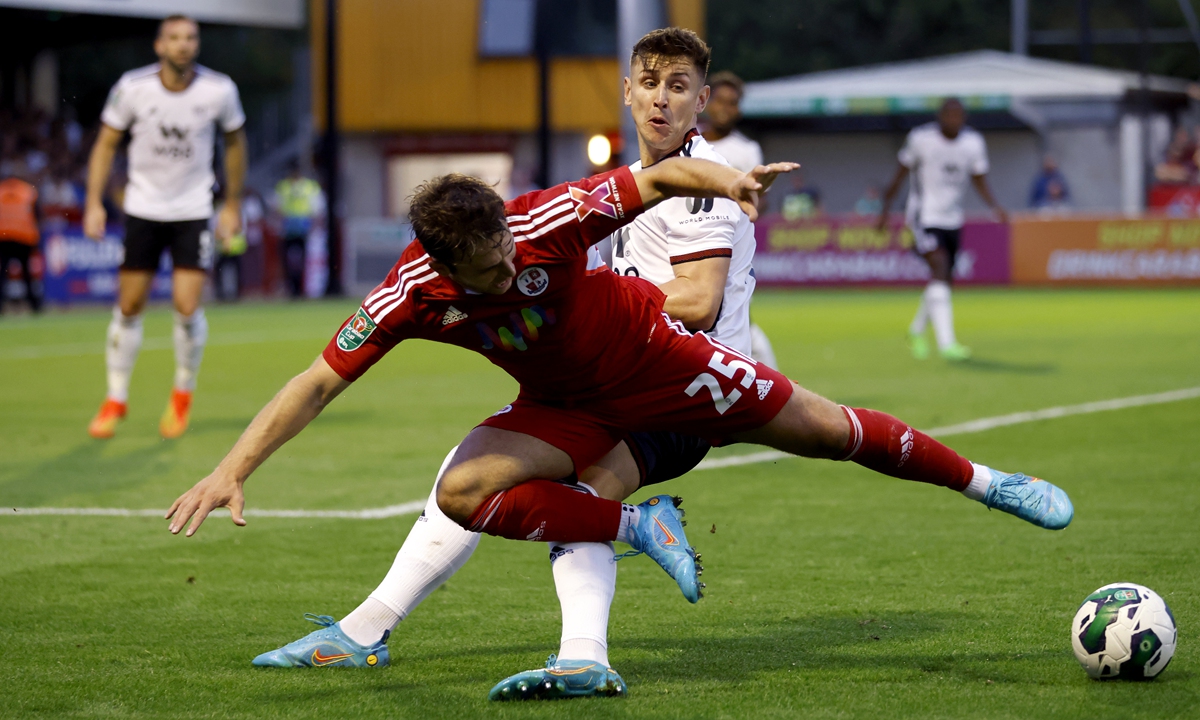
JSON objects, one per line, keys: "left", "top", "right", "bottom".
{"left": 570, "top": 181, "right": 620, "bottom": 222}
{"left": 517, "top": 266, "right": 549, "bottom": 296}
{"left": 337, "top": 308, "right": 377, "bottom": 351}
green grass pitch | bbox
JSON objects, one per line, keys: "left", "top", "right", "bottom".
{"left": 1, "top": 288, "right": 1198, "bottom": 719}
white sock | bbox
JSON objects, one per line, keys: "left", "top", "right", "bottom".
{"left": 105, "top": 307, "right": 143, "bottom": 403}
{"left": 550, "top": 540, "right": 615, "bottom": 667}
{"left": 614, "top": 504, "right": 641, "bottom": 545}
{"left": 749, "top": 323, "right": 778, "bottom": 368}
{"left": 925, "top": 281, "right": 957, "bottom": 350}
{"left": 962, "top": 462, "right": 992, "bottom": 501}
{"left": 340, "top": 447, "right": 480, "bottom": 646}
{"left": 172, "top": 309, "right": 208, "bottom": 392}
{"left": 909, "top": 295, "right": 928, "bottom": 335}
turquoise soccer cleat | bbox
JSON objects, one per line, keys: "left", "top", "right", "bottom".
{"left": 979, "top": 468, "right": 1074, "bottom": 530}
{"left": 251, "top": 613, "right": 389, "bottom": 668}
{"left": 618, "top": 495, "right": 704, "bottom": 603}
{"left": 488, "top": 655, "right": 627, "bottom": 701}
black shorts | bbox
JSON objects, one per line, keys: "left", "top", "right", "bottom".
{"left": 122, "top": 215, "right": 212, "bottom": 272}
{"left": 624, "top": 431, "right": 712, "bottom": 489}
{"left": 913, "top": 226, "right": 960, "bottom": 270}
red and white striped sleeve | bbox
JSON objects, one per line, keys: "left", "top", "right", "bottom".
{"left": 505, "top": 166, "right": 645, "bottom": 261}
{"left": 322, "top": 249, "right": 439, "bottom": 382}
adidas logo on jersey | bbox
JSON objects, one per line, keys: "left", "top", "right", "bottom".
{"left": 756, "top": 378, "right": 774, "bottom": 401}
{"left": 442, "top": 306, "right": 468, "bottom": 326}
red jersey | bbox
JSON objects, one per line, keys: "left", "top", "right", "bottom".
{"left": 323, "top": 167, "right": 668, "bottom": 400}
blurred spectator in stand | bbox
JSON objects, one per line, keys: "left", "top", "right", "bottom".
{"left": 854, "top": 184, "right": 883, "bottom": 217}
{"left": 40, "top": 154, "right": 84, "bottom": 223}
{"left": 701, "top": 71, "right": 764, "bottom": 174}
{"left": 272, "top": 161, "right": 325, "bottom": 299}
{"left": 1029, "top": 154, "right": 1072, "bottom": 209}
{"left": 1034, "top": 178, "right": 1072, "bottom": 215}
{"left": 0, "top": 169, "right": 44, "bottom": 314}
{"left": 773, "top": 170, "right": 822, "bottom": 220}
{"left": 1154, "top": 127, "right": 1197, "bottom": 184}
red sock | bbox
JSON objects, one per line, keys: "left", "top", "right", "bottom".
{"left": 839, "top": 406, "right": 973, "bottom": 491}
{"left": 465, "top": 479, "right": 622, "bottom": 542}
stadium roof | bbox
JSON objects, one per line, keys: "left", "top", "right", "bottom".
{"left": 741, "top": 50, "right": 1193, "bottom": 118}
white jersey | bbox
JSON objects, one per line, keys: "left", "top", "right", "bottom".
{"left": 898, "top": 122, "right": 988, "bottom": 230}
{"left": 608, "top": 133, "right": 757, "bottom": 357}
{"left": 101, "top": 64, "right": 245, "bottom": 222}
{"left": 705, "top": 129, "right": 763, "bottom": 173}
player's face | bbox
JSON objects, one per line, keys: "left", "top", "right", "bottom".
{"left": 705, "top": 84, "right": 742, "bottom": 133}
{"left": 155, "top": 20, "right": 200, "bottom": 73}
{"left": 441, "top": 232, "right": 518, "bottom": 295}
{"left": 938, "top": 103, "right": 966, "bottom": 137}
{"left": 624, "top": 57, "right": 709, "bottom": 154}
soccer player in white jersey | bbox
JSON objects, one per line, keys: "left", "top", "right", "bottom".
{"left": 84, "top": 14, "right": 247, "bottom": 439}
{"left": 246, "top": 28, "right": 762, "bottom": 698}
{"left": 877, "top": 99, "right": 1006, "bottom": 362}
{"left": 701, "top": 70, "right": 778, "bottom": 368}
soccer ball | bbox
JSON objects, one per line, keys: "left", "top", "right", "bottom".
{"left": 1071, "top": 583, "right": 1176, "bottom": 680}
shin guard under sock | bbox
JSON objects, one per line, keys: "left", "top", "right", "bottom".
{"left": 466, "top": 479, "right": 622, "bottom": 543}
{"left": 839, "top": 406, "right": 973, "bottom": 490}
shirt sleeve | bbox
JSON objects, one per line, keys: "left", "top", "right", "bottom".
{"left": 897, "top": 131, "right": 918, "bottom": 168}
{"left": 218, "top": 81, "right": 247, "bottom": 133}
{"left": 99, "top": 78, "right": 134, "bottom": 131}
{"left": 505, "top": 166, "right": 645, "bottom": 262}
{"left": 321, "top": 259, "right": 428, "bottom": 381}
{"left": 969, "top": 135, "right": 990, "bottom": 176}
{"left": 749, "top": 140, "right": 764, "bottom": 170}
{"left": 662, "top": 196, "right": 739, "bottom": 265}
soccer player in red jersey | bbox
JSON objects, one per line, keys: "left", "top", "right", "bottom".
{"left": 167, "top": 148, "right": 1072, "bottom": 683}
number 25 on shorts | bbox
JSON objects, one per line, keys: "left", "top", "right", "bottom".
{"left": 685, "top": 351, "right": 757, "bottom": 415}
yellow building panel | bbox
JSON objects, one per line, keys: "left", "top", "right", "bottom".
{"left": 314, "top": 0, "right": 624, "bottom": 134}
{"left": 666, "top": 0, "right": 706, "bottom": 38}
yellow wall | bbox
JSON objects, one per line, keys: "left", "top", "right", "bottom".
{"left": 666, "top": 0, "right": 705, "bottom": 38}
{"left": 313, "top": 0, "right": 628, "bottom": 134}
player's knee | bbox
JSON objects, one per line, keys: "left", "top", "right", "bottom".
{"left": 434, "top": 466, "right": 482, "bottom": 526}
{"left": 173, "top": 295, "right": 201, "bottom": 317}
{"left": 119, "top": 296, "right": 146, "bottom": 317}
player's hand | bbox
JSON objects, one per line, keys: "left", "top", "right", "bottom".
{"left": 165, "top": 472, "right": 247, "bottom": 537}
{"left": 83, "top": 203, "right": 107, "bottom": 241}
{"left": 215, "top": 200, "right": 242, "bottom": 242}
{"left": 730, "top": 162, "right": 799, "bottom": 221}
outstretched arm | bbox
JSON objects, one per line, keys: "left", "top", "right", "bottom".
{"left": 633, "top": 157, "right": 798, "bottom": 221}
{"left": 166, "top": 355, "right": 350, "bottom": 536}
{"left": 876, "top": 163, "right": 909, "bottom": 231}
{"left": 83, "top": 124, "right": 124, "bottom": 240}
{"left": 971, "top": 174, "right": 1008, "bottom": 223}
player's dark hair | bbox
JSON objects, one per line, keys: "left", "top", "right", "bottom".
{"left": 631, "top": 27, "right": 711, "bottom": 77}
{"left": 708, "top": 70, "right": 744, "bottom": 99}
{"left": 408, "top": 174, "right": 507, "bottom": 270}
{"left": 158, "top": 14, "right": 198, "bottom": 36}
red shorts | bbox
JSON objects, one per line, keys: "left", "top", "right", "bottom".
{"left": 480, "top": 315, "right": 794, "bottom": 472}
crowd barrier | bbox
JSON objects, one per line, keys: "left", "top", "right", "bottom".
{"left": 753, "top": 214, "right": 1200, "bottom": 287}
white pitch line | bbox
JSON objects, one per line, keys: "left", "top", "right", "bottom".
{"left": 6, "top": 386, "right": 1199, "bottom": 519}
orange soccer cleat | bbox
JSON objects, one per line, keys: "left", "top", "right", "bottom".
{"left": 88, "top": 399, "right": 128, "bottom": 439}
{"left": 159, "top": 389, "right": 193, "bottom": 439}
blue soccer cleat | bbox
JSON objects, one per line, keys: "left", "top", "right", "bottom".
{"left": 251, "top": 613, "right": 389, "bottom": 668}
{"left": 488, "top": 655, "right": 627, "bottom": 701}
{"left": 617, "top": 495, "right": 704, "bottom": 603}
{"left": 979, "top": 467, "right": 1074, "bottom": 530}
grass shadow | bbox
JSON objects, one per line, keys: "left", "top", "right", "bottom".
{"left": 954, "top": 358, "right": 1059, "bottom": 375}
{"left": 0, "top": 439, "right": 171, "bottom": 506}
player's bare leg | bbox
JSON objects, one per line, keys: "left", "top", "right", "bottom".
{"left": 161, "top": 268, "right": 208, "bottom": 439}
{"left": 89, "top": 270, "right": 154, "bottom": 439}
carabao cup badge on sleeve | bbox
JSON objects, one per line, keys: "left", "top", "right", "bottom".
{"left": 337, "top": 307, "right": 377, "bottom": 351}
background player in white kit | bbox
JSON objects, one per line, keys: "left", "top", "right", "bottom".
{"left": 250, "top": 28, "right": 765, "bottom": 698}
{"left": 701, "top": 70, "right": 778, "bottom": 368}
{"left": 877, "top": 99, "right": 1006, "bottom": 361}
{"left": 84, "top": 15, "right": 247, "bottom": 439}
